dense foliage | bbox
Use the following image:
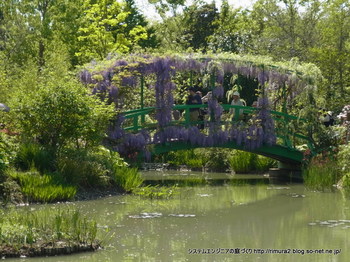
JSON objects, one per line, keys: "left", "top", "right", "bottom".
{"left": 0, "top": 0, "right": 350, "bottom": 202}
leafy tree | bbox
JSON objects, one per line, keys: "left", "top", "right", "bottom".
{"left": 182, "top": 3, "right": 218, "bottom": 51}
{"left": 124, "top": 0, "right": 159, "bottom": 49}
{"left": 76, "top": 0, "right": 148, "bottom": 63}
{"left": 309, "top": 0, "right": 350, "bottom": 105}
{"left": 208, "top": 1, "right": 254, "bottom": 53}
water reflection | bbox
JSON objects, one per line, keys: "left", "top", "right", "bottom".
{"left": 7, "top": 172, "right": 350, "bottom": 262}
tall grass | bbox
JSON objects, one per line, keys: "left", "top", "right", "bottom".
{"left": 303, "top": 156, "right": 341, "bottom": 191}
{"left": 110, "top": 166, "right": 144, "bottom": 192}
{"left": 8, "top": 168, "right": 77, "bottom": 202}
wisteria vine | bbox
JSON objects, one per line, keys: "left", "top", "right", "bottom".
{"left": 80, "top": 54, "right": 317, "bottom": 159}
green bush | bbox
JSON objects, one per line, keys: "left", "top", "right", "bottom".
{"left": 341, "top": 173, "right": 350, "bottom": 190}
{"left": 159, "top": 149, "right": 205, "bottom": 168}
{"left": 0, "top": 135, "right": 8, "bottom": 179}
{"left": 196, "top": 148, "right": 230, "bottom": 171}
{"left": 255, "top": 155, "right": 277, "bottom": 172}
{"left": 57, "top": 146, "right": 127, "bottom": 188}
{"left": 0, "top": 133, "right": 16, "bottom": 178}
{"left": 57, "top": 156, "right": 109, "bottom": 188}
{"left": 8, "top": 78, "right": 114, "bottom": 155}
{"left": 8, "top": 168, "right": 77, "bottom": 203}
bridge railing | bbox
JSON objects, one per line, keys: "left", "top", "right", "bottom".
{"left": 122, "top": 104, "right": 314, "bottom": 152}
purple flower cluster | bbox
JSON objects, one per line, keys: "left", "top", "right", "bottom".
{"left": 256, "top": 96, "right": 277, "bottom": 146}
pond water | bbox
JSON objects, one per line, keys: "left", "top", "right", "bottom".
{"left": 8, "top": 171, "right": 350, "bottom": 262}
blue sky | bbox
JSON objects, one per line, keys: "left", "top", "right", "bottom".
{"left": 135, "top": 0, "right": 256, "bottom": 21}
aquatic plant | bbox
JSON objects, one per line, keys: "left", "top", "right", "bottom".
{"left": 132, "top": 185, "right": 178, "bottom": 199}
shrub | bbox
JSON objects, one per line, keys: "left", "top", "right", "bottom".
{"left": 8, "top": 78, "right": 114, "bottom": 155}
{"left": 57, "top": 146, "right": 127, "bottom": 188}
{"left": 0, "top": 133, "right": 16, "bottom": 179}
{"left": 228, "top": 151, "right": 276, "bottom": 173}
{"left": 196, "top": 148, "right": 230, "bottom": 171}
{"left": 57, "top": 156, "right": 109, "bottom": 188}
{"left": 340, "top": 173, "right": 350, "bottom": 190}
{"left": 158, "top": 149, "right": 205, "bottom": 168}
{"left": 255, "top": 155, "right": 277, "bottom": 172}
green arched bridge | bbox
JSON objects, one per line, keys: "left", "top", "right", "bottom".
{"left": 119, "top": 104, "right": 315, "bottom": 165}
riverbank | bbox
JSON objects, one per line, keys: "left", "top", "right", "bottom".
{"left": 1, "top": 241, "right": 100, "bottom": 259}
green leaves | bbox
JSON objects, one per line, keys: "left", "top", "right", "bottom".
{"left": 10, "top": 78, "right": 114, "bottom": 154}
{"left": 76, "top": 0, "right": 148, "bottom": 63}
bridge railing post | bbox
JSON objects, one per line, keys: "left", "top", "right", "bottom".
{"left": 133, "top": 115, "right": 139, "bottom": 132}
{"left": 185, "top": 107, "right": 190, "bottom": 127}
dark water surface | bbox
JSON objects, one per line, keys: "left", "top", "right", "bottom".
{"left": 8, "top": 171, "right": 350, "bottom": 262}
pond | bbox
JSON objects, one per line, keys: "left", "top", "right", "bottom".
{"left": 7, "top": 171, "right": 350, "bottom": 262}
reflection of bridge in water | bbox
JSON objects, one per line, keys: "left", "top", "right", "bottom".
{"left": 119, "top": 103, "right": 315, "bottom": 166}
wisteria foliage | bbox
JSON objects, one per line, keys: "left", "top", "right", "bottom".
{"left": 80, "top": 54, "right": 318, "bottom": 158}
